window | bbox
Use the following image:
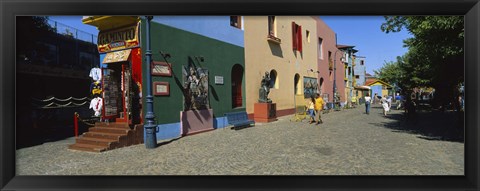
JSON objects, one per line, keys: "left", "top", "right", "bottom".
{"left": 268, "top": 16, "right": 276, "bottom": 37}
{"left": 328, "top": 51, "right": 333, "bottom": 70}
{"left": 267, "top": 16, "right": 281, "bottom": 43}
{"left": 306, "top": 30, "right": 310, "bottom": 43}
{"left": 355, "top": 75, "right": 360, "bottom": 79}
{"left": 292, "top": 22, "right": 302, "bottom": 52}
{"left": 361, "top": 60, "right": 364, "bottom": 65}
{"left": 270, "top": 70, "right": 278, "bottom": 89}
{"left": 318, "top": 38, "right": 323, "bottom": 59}
{"left": 230, "top": 16, "right": 242, "bottom": 29}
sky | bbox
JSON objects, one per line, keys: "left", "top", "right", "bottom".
{"left": 49, "top": 16, "right": 99, "bottom": 38}
{"left": 48, "top": 16, "right": 413, "bottom": 75}
{"left": 320, "top": 16, "right": 413, "bottom": 75}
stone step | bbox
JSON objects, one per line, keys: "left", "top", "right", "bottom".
{"left": 69, "top": 123, "right": 144, "bottom": 153}
{"left": 94, "top": 122, "right": 129, "bottom": 129}
{"left": 83, "top": 131, "right": 125, "bottom": 140}
{"left": 68, "top": 143, "right": 107, "bottom": 153}
{"left": 75, "top": 137, "right": 118, "bottom": 147}
{"left": 88, "top": 127, "right": 130, "bottom": 134}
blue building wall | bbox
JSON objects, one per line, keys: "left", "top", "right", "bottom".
{"left": 371, "top": 85, "right": 383, "bottom": 97}
{"left": 354, "top": 57, "right": 366, "bottom": 86}
{"left": 152, "top": 16, "right": 244, "bottom": 48}
{"left": 145, "top": 116, "right": 231, "bottom": 141}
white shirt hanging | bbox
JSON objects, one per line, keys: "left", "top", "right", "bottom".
{"left": 89, "top": 68, "right": 102, "bottom": 82}
{"left": 89, "top": 97, "right": 103, "bottom": 117}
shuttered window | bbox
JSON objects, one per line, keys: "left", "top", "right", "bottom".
{"left": 292, "top": 22, "right": 302, "bottom": 52}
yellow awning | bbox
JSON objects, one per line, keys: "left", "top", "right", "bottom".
{"left": 102, "top": 49, "right": 132, "bottom": 64}
{"left": 82, "top": 16, "right": 139, "bottom": 31}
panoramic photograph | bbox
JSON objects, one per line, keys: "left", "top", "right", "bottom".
{"left": 15, "top": 16, "right": 464, "bottom": 175}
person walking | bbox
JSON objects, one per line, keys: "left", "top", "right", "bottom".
{"left": 306, "top": 96, "right": 316, "bottom": 124}
{"left": 364, "top": 93, "right": 372, "bottom": 114}
{"left": 314, "top": 93, "right": 324, "bottom": 125}
{"left": 395, "top": 93, "right": 402, "bottom": 110}
{"left": 380, "top": 95, "right": 389, "bottom": 116}
{"left": 386, "top": 95, "right": 393, "bottom": 111}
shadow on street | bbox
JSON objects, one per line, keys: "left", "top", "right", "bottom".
{"left": 368, "top": 103, "right": 464, "bottom": 143}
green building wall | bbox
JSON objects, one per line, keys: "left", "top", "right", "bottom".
{"left": 139, "top": 19, "right": 246, "bottom": 140}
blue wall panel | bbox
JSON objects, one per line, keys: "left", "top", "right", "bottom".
{"left": 143, "top": 116, "right": 231, "bottom": 142}
{"left": 144, "top": 123, "right": 181, "bottom": 141}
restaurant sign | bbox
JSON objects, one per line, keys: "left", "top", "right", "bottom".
{"left": 97, "top": 22, "right": 140, "bottom": 53}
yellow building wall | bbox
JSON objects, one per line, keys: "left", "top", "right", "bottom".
{"left": 382, "top": 90, "right": 389, "bottom": 97}
{"left": 244, "top": 16, "right": 318, "bottom": 115}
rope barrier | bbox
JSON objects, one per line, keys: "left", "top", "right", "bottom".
{"left": 32, "top": 97, "right": 91, "bottom": 109}
{"left": 75, "top": 113, "right": 97, "bottom": 126}
{"left": 55, "top": 97, "right": 75, "bottom": 102}
{"left": 32, "top": 96, "right": 89, "bottom": 102}
{"left": 72, "top": 101, "right": 88, "bottom": 106}
{"left": 32, "top": 97, "right": 56, "bottom": 102}
{"left": 71, "top": 97, "right": 89, "bottom": 101}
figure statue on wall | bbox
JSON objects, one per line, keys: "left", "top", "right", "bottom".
{"left": 258, "top": 72, "right": 272, "bottom": 103}
{"left": 183, "top": 65, "right": 209, "bottom": 110}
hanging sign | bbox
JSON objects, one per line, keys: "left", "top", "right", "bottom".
{"left": 102, "top": 49, "right": 132, "bottom": 64}
{"left": 97, "top": 22, "right": 140, "bottom": 53}
{"left": 215, "top": 76, "right": 224, "bottom": 85}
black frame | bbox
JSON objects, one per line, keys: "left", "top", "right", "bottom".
{"left": 1, "top": 0, "right": 479, "bottom": 190}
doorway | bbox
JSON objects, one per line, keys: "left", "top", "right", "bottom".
{"left": 102, "top": 61, "right": 140, "bottom": 125}
{"left": 294, "top": 74, "right": 300, "bottom": 95}
{"left": 319, "top": 78, "right": 324, "bottom": 95}
{"left": 231, "top": 64, "right": 244, "bottom": 108}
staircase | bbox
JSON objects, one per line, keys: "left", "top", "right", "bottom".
{"left": 68, "top": 122, "right": 144, "bottom": 153}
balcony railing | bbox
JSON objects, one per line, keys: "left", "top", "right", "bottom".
{"left": 267, "top": 33, "right": 281, "bottom": 44}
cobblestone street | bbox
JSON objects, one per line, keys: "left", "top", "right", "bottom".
{"left": 16, "top": 104, "right": 464, "bottom": 175}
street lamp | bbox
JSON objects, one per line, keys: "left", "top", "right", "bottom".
{"left": 144, "top": 16, "right": 157, "bottom": 149}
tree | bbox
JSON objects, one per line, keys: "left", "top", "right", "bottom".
{"left": 381, "top": 16, "right": 464, "bottom": 108}
{"left": 374, "top": 58, "right": 402, "bottom": 87}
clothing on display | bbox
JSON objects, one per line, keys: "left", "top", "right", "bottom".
{"left": 89, "top": 68, "right": 102, "bottom": 82}
{"left": 89, "top": 97, "right": 103, "bottom": 117}
{"left": 90, "top": 81, "right": 102, "bottom": 96}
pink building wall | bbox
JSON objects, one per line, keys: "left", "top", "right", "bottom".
{"left": 312, "top": 17, "right": 346, "bottom": 103}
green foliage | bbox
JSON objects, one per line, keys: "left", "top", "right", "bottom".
{"left": 381, "top": 16, "right": 464, "bottom": 106}
{"left": 374, "top": 59, "right": 401, "bottom": 86}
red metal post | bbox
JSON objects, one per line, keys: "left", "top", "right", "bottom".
{"left": 74, "top": 112, "right": 78, "bottom": 137}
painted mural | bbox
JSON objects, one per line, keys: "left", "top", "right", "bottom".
{"left": 183, "top": 65, "right": 209, "bottom": 110}
{"left": 304, "top": 77, "right": 318, "bottom": 99}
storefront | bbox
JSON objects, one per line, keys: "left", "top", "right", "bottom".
{"left": 91, "top": 18, "right": 143, "bottom": 127}
{"left": 83, "top": 16, "right": 246, "bottom": 142}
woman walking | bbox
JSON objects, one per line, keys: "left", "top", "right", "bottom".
{"left": 364, "top": 93, "right": 372, "bottom": 114}
{"left": 306, "top": 96, "right": 316, "bottom": 124}
{"left": 381, "top": 95, "right": 390, "bottom": 116}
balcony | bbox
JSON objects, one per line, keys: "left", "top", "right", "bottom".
{"left": 267, "top": 33, "right": 281, "bottom": 44}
